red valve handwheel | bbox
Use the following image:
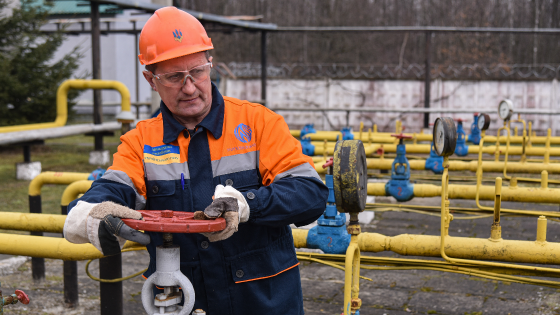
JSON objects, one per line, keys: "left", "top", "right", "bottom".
{"left": 122, "top": 210, "right": 226, "bottom": 233}
{"left": 456, "top": 118, "right": 465, "bottom": 123}
{"left": 15, "top": 290, "right": 29, "bottom": 305}
{"left": 390, "top": 133, "right": 413, "bottom": 140}
{"left": 376, "top": 147, "right": 385, "bottom": 155}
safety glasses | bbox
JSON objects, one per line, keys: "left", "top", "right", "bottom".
{"left": 150, "top": 62, "right": 212, "bottom": 88}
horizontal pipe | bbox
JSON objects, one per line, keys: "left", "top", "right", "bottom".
{"left": 3, "top": 212, "right": 559, "bottom": 266}
{"left": 292, "top": 130, "right": 560, "bottom": 145}
{"left": 362, "top": 158, "right": 560, "bottom": 174}
{"left": 292, "top": 229, "right": 560, "bottom": 265}
{"left": 0, "top": 233, "right": 142, "bottom": 261}
{"left": 279, "top": 105, "right": 560, "bottom": 113}
{"left": 0, "top": 122, "right": 122, "bottom": 146}
{"left": 313, "top": 143, "right": 560, "bottom": 157}
{"left": 367, "top": 182, "right": 560, "bottom": 203}
{"left": 29, "top": 172, "right": 91, "bottom": 196}
{"left": 0, "top": 212, "right": 65, "bottom": 233}
{"left": 275, "top": 26, "right": 560, "bottom": 34}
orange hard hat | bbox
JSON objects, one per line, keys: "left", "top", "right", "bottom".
{"left": 138, "top": 6, "right": 213, "bottom": 65}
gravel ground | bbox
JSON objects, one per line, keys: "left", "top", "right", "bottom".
{"left": 2, "top": 196, "right": 560, "bottom": 315}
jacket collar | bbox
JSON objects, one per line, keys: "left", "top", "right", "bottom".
{"left": 161, "top": 82, "right": 224, "bottom": 144}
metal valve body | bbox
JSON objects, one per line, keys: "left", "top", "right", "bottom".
{"left": 385, "top": 136, "right": 414, "bottom": 201}
{"left": 141, "top": 243, "right": 195, "bottom": 315}
{"left": 454, "top": 121, "right": 469, "bottom": 156}
{"left": 122, "top": 211, "right": 223, "bottom": 315}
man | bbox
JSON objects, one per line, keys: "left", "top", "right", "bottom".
{"left": 63, "top": 6, "right": 328, "bottom": 315}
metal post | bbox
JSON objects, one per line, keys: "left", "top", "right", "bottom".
{"left": 91, "top": 1, "right": 103, "bottom": 150}
{"left": 23, "top": 146, "right": 30, "bottom": 163}
{"left": 133, "top": 21, "right": 140, "bottom": 119}
{"left": 100, "top": 254, "right": 123, "bottom": 315}
{"left": 28, "top": 195, "right": 44, "bottom": 281}
{"left": 261, "top": 31, "right": 267, "bottom": 106}
{"left": 61, "top": 205, "right": 78, "bottom": 308}
{"left": 91, "top": 3, "right": 121, "bottom": 314}
{"left": 424, "top": 31, "right": 431, "bottom": 129}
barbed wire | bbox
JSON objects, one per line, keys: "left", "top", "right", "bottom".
{"left": 226, "top": 62, "right": 560, "bottom": 80}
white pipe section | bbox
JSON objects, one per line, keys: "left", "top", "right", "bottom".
{"left": 0, "top": 122, "right": 124, "bottom": 146}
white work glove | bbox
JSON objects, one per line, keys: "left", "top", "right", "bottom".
{"left": 63, "top": 201, "right": 150, "bottom": 256}
{"left": 193, "top": 185, "right": 250, "bottom": 242}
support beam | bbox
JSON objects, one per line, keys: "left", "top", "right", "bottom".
{"left": 91, "top": 2, "right": 103, "bottom": 150}
{"left": 261, "top": 31, "right": 267, "bottom": 106}
{"left": 424, "top": 31, "right": 431, "bottom": 129}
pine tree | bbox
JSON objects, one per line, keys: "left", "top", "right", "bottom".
{"left": 0, "top": 0, "right": 82, "bottom": 126}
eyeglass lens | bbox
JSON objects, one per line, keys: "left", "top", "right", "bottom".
{"left": 158, "top": 64, "right": 211, "bottom": 87}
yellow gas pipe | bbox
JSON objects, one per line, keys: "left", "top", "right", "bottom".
{"left": 312, "top": 141, "right": 560, "bottom": 157}
{"left": 365, "top": 171, "right": 560, "bottom": 205}
{"left": 0, "top": 79, "right": 134, "bottom": 133}
{"left": 61, "top": 180, "right": 93, "bottom": 207}
{"left": 440, "top": 155, "right": 560, "bottom": 275}
{"left": 313, "top": 156, "right": 560, "bottom": 175}
{"left": 29, "top": 171, "right": 90, "bottom": 196}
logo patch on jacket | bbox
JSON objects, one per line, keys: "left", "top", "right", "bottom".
{"left": 234, "top": 124, "right": 252, "bottom": 143}
{"left": 143, "top": 145, "right": 180, "bottom": 165}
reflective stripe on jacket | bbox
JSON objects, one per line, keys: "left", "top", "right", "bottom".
{"left": 69, "top": 84, "right": 328, "bottom": 314}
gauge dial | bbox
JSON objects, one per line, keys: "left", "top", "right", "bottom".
{"left": 477, "top": 113, "right": 491, "bottom": 131}
{"left": 498, "top": 99, "right": 514, "bottom": 121}
{"left": 432, "top": 117, "right": 457, "bottom": 157}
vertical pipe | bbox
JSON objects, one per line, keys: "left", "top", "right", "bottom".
{"left": 100, "top": 254, "right": 123, "bottom": 315}
{"left": 23, "top": 145, "right": 31, "bottom": 163}
{"left": 28, "top": 195, "right": 44, "bottom": 281}
{"left": 541, "top": 170, "right": 549, "bottom": 189}
{"left": 537, "top": 216, "right": 547, "bottom": 242}
{"left": 91, "top": 2, "right": 103, "bottom": 151}
{"left": 423, "top": 31, "right": 431, "bottom": 129}
{"left": 261, "top": 31, "right": 267, "bottom": 106}
{"left": 61, "top": 205, "right": 78, "bottom": 308}
{"left": 493, "top": 177, "right": 502, "bottom": 225}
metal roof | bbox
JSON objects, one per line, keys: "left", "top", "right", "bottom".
{"left": 89, "top": 0, "right": 277, "bottom": 31}
{"left": 32, "top": 0, "right": 122, "bottom": 16}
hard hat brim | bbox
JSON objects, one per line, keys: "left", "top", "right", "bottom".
{"left": 139, "top": 43, "right": 214, "bottom": 66}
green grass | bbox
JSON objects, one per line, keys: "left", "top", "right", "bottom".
{"left": 0, "top": 134, "right": 121, "bottom": 218}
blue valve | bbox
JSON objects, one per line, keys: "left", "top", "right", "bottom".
{"left": 385, "top": 134, "right": 414, "bottom": 201}
{"left": 468, "top": 114, "right": 481, "bottom": 145}
{"left": 454, "top": 120, "right": 469, "bottom": 156}
{"left": 307, "top": 159, "right": 350, "bottom": 254}
{"left": 88, "top": 167, "right": 106, "bottom": 181}
{"left": 300, "top": 124, "right": 316, "bottom": 139}
{"left": 340, "top": 127, "right": 354, "bottom": 140}
{"left": 300, "top": 137, "right": 315, "bottom": 156}
{"left": 425, "top": 143, "right": 444, "bottom": 174}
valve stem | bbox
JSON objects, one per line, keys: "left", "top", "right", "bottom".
{"left": 163, "top": 233, "right": 173, "bottom": 248}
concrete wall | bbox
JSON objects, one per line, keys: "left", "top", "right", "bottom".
{"left": 225, "top": 79, "right": 560, "bottom": 136}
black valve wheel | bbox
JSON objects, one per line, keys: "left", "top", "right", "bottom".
{"left": 333, "top": 140, "right": 367, "bottom": 213}
{"left": 433, "top": 117, "right": 457, "bottom": 157}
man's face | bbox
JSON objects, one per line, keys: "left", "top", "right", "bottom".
{"left": 144, "top": 52, "right": 213, "bottom": 124}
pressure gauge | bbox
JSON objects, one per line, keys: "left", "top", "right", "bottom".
{"left": 432, "top": 117, "right": 457, "bottom": 157}
{"left": 498, "top": 99, "right": 514, "bottom": 121}
{"left": 477, "top": 113, "right": 491, "bottom": 131}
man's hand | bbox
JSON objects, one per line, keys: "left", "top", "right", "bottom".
{"left": 194, "top": 185, "right": 250, "bottom": 242}
{"left": 64, "top": 201, "right": 150, "bottom": 256}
